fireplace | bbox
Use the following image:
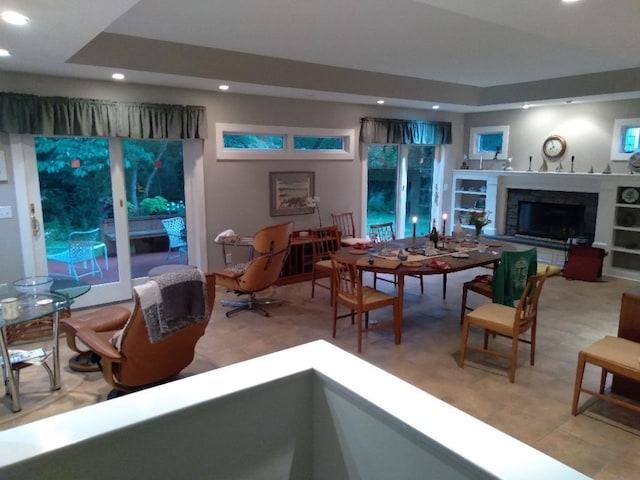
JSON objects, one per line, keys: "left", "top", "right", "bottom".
{"left": 505, "top": 189, "right": 598, "bottom": 243}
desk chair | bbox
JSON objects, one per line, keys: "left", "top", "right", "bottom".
{"left": 215, "top": 222, "right": 294, "bottom": 317}
{"left": 310, "top": 225, "right": 341, "bottom": 304}
{"left": 331, "top": 253, "right": 400, "bottom": 353}
{"left": 459, "top": 271, "right": 549, "bottom": 383}
{"left": 369, "top": 222, "right": 424, "bottom": 294}
{"left": 460, "top": 248, "right": 538, "bottom": 323}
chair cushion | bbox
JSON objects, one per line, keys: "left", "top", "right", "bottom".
{"left": 465, "top": 302, "right": 516, "bottom": 333}
{"left": 582, "top": 336, "right": 640, "bottom": 372}
{"left": 315, "top": 259, "right": 333, "bottom": 270}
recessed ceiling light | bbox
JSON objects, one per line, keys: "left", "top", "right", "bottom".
{"left": 522, "top": 103, "right": 530, "bottom": 109}
{"left": 0, "top": 49, "right": 10, "bottom": 57}
{"left": 1, "top": 10, "right": 30, "bottom": 26}
{"left": 218, "top": 84, "right": 230, "bottom": 91}
{"left": 376, "top": 99, "right": 385, "bottom": 104}
{"left": 112, "top": 73, "right": 125, "bottom": 80}
{"left": 562, "top": 0, "right": 581, "bottom": 3}
{"left": 432, "top": 105, "right": 440, "bottom": 110}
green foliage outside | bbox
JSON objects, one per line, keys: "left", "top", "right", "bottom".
{"left": 36, "top": 137, "right": 185, "bottom": 243}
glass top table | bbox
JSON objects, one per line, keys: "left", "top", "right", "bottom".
{"left": 0, "top": 276, "right": 91, "bottom": 412}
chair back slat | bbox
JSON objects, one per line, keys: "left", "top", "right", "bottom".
{"left": 331, "top": 212, "right": 356, "bottom": 239}
{"left": 69, "top": 228, "right": 101, "bottom": 263}
{"left": 310, "top": 226, "right": 341, "bottom": 262}
{"left": 514, "top": 272, "right": 549, "bottom": 333}
{"left": 161, "top": 217, "right": 187, "bottom": 249}
{"left": 331, "top": 254, "right": 359, "bottom": 304}
{"left": 369, "top": 222, "right": 396, "bottom": 243}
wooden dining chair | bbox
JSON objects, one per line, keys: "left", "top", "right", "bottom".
{"left": 458, "top": 271, "right": 549, "bottom": 383}
{"left": 310, "top": 225, "right": 341, "bottom": 304}
{"left": 369, "top": 222, "right": 424, "bottom": 294}
{"left": 331, "top": 212, "right": 356, "bottom": 246}
{"left": 459, "top": 248, "right": 537, "bottom": 323}
{"left": 330, "top": 253, "right": 401, "bottom": 353}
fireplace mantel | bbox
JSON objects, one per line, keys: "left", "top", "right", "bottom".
{"left": 451, "top": 170, "right": 640, "bottom": 281}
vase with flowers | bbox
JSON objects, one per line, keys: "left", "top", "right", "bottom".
{"left": 470, "top": 210, "right": 491, "bottom": 242}
{"left": 306, "top": 196, "right": 322, "bottom": 227}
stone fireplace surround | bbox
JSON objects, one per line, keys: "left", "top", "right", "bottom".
{"left": 504, "top": 189, "right": 598, "bottom": 243}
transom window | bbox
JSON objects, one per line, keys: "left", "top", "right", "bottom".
{"left": 611, "top": 118, "right": 640, "bottom": 161}
{"left": 468, "top": 125, "right": 509, "bottom": 160}
{"left": 216, "top": 123, "right": 354, "bottom": 160}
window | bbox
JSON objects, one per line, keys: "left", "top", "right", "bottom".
{"left": 216, "top": 123, "right": 354, "bottom": 160}
{"left": 468, "top": 125, "right": 509, "bottom": 160}
{"left": 611, "top": 118, "right": 640, "bottom": 161}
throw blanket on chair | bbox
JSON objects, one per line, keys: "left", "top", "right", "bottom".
{"left": 134, "top": 268, "right": 209, "bottom": 344}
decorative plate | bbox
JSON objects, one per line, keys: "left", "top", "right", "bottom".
{"left": 621, "top": 188, "right": 639, "bottom": 204}
{"left": 629, "top": 151, "right": 640, "bottom": 174}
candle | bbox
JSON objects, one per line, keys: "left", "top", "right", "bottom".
{"left": 442, "top": 213, "right": 448, "bottom": 235}
{"left": 412, "top": 216, "right": 417, "bottom": 242}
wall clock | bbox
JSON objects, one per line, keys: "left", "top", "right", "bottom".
{"left": 542, "top": 135, "right": 567, "bottom": 159}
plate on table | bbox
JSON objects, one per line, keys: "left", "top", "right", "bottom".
{"left": 450, "top": 252, "right": 469, "bottom": 259}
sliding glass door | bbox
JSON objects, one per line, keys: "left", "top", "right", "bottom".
{"left": 366, "top": 144, "right": 435, "bottom": 238}
{"left": 14, "top": 135, "right": 195, "bottom": 308}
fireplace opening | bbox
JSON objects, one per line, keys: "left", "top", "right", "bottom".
{"left": 517, "top": 201, "right": 586, "bottom": 242}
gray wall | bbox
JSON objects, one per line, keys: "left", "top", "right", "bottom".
{"left": 0, "top": 71, "right": 461, "bottom": 280}
{"left": 463, "top": 99, "right": 640, "bottom": 174}
{"left": 0, "top": 134, "right": 24, "bottom": 286}
{"left": 2, "top": 70, "right": 639, "bottom": 284}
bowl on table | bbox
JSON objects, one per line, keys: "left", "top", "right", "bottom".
{"left": 13, "top": 276, "right": 54, "bottom": 295}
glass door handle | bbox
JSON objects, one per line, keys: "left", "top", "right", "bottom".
{"left": 30, "top": 203, "right": 41, "bottom": 237}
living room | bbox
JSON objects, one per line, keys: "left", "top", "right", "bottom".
{"left": 1, "top": 1, "right": 640, "bottom": 478}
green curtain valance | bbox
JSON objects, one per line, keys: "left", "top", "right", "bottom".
{"left": 0, "top": 92, "right": 207, "bottom": 139}
{"left": 360, "top": 117, "right": 451, "bottom": 145}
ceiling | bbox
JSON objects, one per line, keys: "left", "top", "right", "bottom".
{"left": 2, "top": 0, "right": 640, "bottom": 112}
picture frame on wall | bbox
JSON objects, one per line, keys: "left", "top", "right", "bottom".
{"left": 270, "top": 171, "right": 315, "bottom": 217}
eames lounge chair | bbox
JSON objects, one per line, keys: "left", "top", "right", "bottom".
{"left": 65, "top": 269, "right": 215, "bottom": 395}
{"left": 214, "top": 222, "right": 294, "bottom": 317}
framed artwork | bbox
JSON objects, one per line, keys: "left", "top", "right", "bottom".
{"left": 270, "top": 171, "right": 315, "bottom": 217}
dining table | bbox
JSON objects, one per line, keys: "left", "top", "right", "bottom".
{"left": 0, "top": 276, "right": 91, "bottom": 412}
{"left": 333, "top": 238, "right": 508, "bottom": 343}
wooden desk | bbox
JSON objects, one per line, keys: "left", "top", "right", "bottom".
{"left": 334, "top": 238, "right": 505, "bottom": 341}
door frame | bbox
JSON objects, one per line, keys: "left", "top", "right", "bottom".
{"left": 10, "top": 134, "right": 207, "bottom": 309}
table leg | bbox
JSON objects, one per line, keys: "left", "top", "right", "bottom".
{"left": 397, "top": 274, "right": 405, "bottom": 344}
{"left": 52, "top": 310, "right": 61, "bottom": 391}
{"left": 0, "top": 326, "right": 21, "bottom": 412}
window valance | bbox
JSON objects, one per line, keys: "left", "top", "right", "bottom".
{"left": 0, "top": 92, "right": 207, "bottom": 139}
{"left": 360, "top": 117, "right": 451, "bottom": 145}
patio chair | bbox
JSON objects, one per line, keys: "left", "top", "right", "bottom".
{"left": 46, "top": 228, "right": 103, "bottom": 280}
{"left": 161, "top": 216, "right": 187, "bottom": 263}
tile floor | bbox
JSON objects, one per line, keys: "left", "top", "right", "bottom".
{"left": 3, "top": 267, "right": 640, "bottom": 479}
